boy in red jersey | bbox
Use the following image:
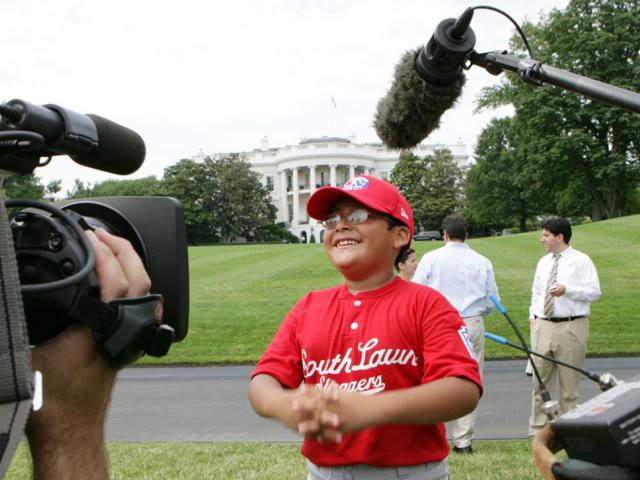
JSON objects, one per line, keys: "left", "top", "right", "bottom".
{"left": 249, "top": 176, "right": 482, "bottom": 479}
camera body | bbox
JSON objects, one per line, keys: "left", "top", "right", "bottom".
{"left": 553, "top": 375, "right": 640, "bottom": 468}
{"left": 10, "top": 196, "right": 189, "bottom": 352}
{"left": 0, "top": 98, "right": 189, "bottom": 475}
{"left": 0, "top": 99, "right": 190, "bottom": 363}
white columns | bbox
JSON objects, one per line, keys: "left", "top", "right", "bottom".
{"left": 349, "top": 164, "right": 355, "bottom": 180}
{"left": 292, "top": 167, "right": 300, "bottom": 225}
{"left": 330, "top": 164, "right": 337, "bottom": 187}
{"left": 309, "top": 165, "right": 316, "bottom": 193}
{"left": 280, "top": 170, "right": 289, "bottom": 223}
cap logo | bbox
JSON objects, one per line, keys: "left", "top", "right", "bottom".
{"left": 343, "top": 177, "right": 369, "bottom": 191}
{"left": 400, "top": 207, "right": 409, "bottom": 220}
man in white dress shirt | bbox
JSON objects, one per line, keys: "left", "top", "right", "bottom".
{"left": 528, "top": 217, "right": 601, "bottom": 436}
{"left": 412, "top": 214, "right": 499, "bottom": 454}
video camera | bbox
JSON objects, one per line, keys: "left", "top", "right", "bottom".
{"left": 0, "top": 99, "right": 190, "bottom": 367}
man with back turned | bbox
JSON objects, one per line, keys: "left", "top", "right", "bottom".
{"left": 412, "top": 213, "right": 499, "bottom": 454}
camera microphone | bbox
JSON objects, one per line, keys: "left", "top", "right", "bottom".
{"left": 0, "top": 99, "right": 145, "bottom": 175}
{"left": 373, "top": 8, "right": 475, "bottom": 150}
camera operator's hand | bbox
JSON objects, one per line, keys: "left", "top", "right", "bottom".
{"left": 532, "top": 424, "right": 563, "bottom": 480}
{"left": 25, "top": 228, "right": 151, "bottom": 480}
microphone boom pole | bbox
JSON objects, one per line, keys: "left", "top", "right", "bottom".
{"left": 470, "top": 51, "right": 640, "bottom": 113}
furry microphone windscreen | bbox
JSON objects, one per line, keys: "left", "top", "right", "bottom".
{"left": 373, "top": 48, "right": 466, "bottom": 150}
{"left": 73, "top": 114, "right": 147, "bottom": 175}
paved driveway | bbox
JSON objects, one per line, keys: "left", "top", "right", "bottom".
{"left": 106, "top": 357, "right": 640, "bottom": 442}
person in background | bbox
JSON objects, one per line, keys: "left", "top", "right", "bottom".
{"left": 395, "top": 247, "right": 417, "bottom": 281}
{"left": 528, "top": 217, "right": 600, "bottom": 436}
{"left": 412, "top": 213, "right": 499, "bottom": 454}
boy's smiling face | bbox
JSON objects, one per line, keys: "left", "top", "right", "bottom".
{"left": 323, "top": 198, "right": 409, "bottom": 283}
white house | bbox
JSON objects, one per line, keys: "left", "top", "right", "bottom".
{"left": 194, "top": 136, "right": 469, "bottom": 243}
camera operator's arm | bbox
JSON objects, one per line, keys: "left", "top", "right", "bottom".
{"left": 532, "top": 424, "right": 563, "bottom": 480}
{"left": 25, "top": 228, "right": 150, "bottom": 480}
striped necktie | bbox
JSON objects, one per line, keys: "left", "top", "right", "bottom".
{"left": 544, "top": 253, "right": 560, "bottom": 318}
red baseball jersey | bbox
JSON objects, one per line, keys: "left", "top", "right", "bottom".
{"left": 252, "top": 276, "right": 483, "bottom": 466}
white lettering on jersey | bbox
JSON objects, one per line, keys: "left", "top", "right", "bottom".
{"left": 301, "top": 337, "right": 418, "bottom": 395}
{"left": 458, "top": 326, "right": 478, "bottom": 362}
{"left": 317, "top": 374, "right": 386, "bottom": 395}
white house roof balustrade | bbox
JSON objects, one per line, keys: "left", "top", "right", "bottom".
{"left": 193, "top": 136, "right": 468, "bottom": 243}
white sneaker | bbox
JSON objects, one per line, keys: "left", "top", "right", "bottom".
{"left": 525, "top": 359, "right": 533, "bottom": 377}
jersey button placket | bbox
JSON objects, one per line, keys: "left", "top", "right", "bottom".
{"left": 350, "top": 300, "right": 362, "bottom": 331}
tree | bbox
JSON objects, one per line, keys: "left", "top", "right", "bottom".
{"left": 477, "top": 0, "right": 640, "bottom": 221}
{"left": 390, "top": 148, "right": 463, "bottom": 230}
{"left": 66, "top": 176, "right": 163, "bottom": 199}
{"left": 161, "top": 159, "right": 218, "bottom": 243}
{"left": 66, "top": 179, "right": 93, "bottom": 199}
{"left": 161, "top": 155, "right": 278, "bottom": 244}
{"left": 1, "top": 174, "right": 60, "bottom": 201}
{"left": 209, "top": 154, "right": 277, "bottom": 243}
{"left": 466, "top": 117, "right": 545, "bottom": 232}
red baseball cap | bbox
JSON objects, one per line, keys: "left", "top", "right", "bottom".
{"left": 307, "top": 175, "right": 414, "bottom": 236}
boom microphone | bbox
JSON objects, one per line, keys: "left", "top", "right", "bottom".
{"left": 0, "top": 99, "right": 145, "bottom": 175}
{"left": 373, "top": 8, "right": 475, "bottom": 150}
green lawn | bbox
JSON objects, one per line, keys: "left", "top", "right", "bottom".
{"left": 5, "top": 440, "right": 561, "bottom": 479}
{"left": 8, "top": 218, "right": 632, "bottom": 478}
{"left": 146, "top": 214, "right": 640, "bottom": 364}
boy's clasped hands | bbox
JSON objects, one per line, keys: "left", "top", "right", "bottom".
{"left": 292, "top": 381, "right": 368, "bottom": 443}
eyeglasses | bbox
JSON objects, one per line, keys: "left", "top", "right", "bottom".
{"left": 322, "top": 209, "right": 388, "bottom": 229}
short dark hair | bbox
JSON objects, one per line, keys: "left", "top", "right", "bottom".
{"left": 442, "top": 214, "right": 467, "bottom": 241}
{"left": 394, "top": 247, "right": 415, "bottom": 272}
{"left": 383, "top": 215, "right": 412, "bottom": 269}
{"left": 541, "top": 217, "right": 572, "bottom": 244}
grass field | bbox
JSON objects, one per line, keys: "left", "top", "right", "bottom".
{"left": 6, "top": 218, "right": 633, "bottom": 478}
{"left": 5, "top": 440, "right": 562, "bottom": 479}
{"left": 149, "top": 214, "right": 640, "bottom": 364}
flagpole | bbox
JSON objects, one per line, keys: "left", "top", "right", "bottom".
{"left": 330, "top": 97, "right": 334, "bottom": 136}
{"left": 330, "top": 96, "right": 337, "bottom": 136}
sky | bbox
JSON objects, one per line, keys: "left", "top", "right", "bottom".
{"left": 1, "top": 0, "right": 569, "bottom": 194}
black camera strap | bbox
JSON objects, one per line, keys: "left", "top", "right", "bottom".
{"left": 0, "top": 199, "right": 34, "bottom": 478}
{"left": 69, "top": 292, "right": 174, "bottom": 369}
{"left": 68, "top": 293, "right": 120, "bottom": 332}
